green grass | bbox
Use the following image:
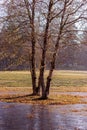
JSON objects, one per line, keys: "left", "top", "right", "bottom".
{"left": 0, "top": 70, "right": 87, "bottom": 87}
{"left": 0, "top": 71, "right": 31, "bottom": 87}
{"left": 51, "top": 70, "right": 87, "bottom": 87}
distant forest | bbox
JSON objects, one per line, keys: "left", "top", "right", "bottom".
{"left": 0, "top": 0, "right": 87, "bottom": 71}
{"left": 0, "top": 31, "right": 87, "bottom": 70}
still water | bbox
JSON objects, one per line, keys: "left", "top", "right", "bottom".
{"left": 0, "top": 102, "right": 87, "bottom": 130}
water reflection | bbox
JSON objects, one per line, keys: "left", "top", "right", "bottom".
{"left": 0, "top": 102, "right": 87, "bottom": 130}
{"left": 52, "top": 92, "right": 87, "bottom": 96}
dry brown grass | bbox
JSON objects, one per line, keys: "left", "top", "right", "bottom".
{"left": 0, "top": 87, "right": 87, "bottom": 105}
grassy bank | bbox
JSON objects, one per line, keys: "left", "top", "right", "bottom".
{"left": 0, "top": 70, "right": 87, "bottom": 88}
{"left": 0, "top": 86, "right": 87, "bottom": 105}
{"left": 0, "top": 70, "right": 87, "bottom": 105}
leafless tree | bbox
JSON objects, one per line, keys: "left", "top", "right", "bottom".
{"left": 0, "top": 0, "right": 87, "bottom": 99}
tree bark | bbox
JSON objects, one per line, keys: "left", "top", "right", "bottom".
{"left": 44, "top": 1, "right": 67, "bottom": 98}
{"left": 36, "top": 0, "right": 53, "bottom": 98}
{"left": 31, "top": 35, "right": 37, "bottom": 95}
{"left": 45, "top": 49, "right": 59, "bottom": 98}
{"left": 24, "top": 0, "right": 37, "bottom": 95}
{"left": 31, "top": 0, "right": 37, "bottom": 95}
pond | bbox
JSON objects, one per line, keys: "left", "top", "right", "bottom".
{"left": 0, "top": 102, "right": 87, "bottom": 130}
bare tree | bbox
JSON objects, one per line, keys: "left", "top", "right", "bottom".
{"left": 0, "top": 0, "right": 87, "bottom": 99}
{"left": 39, "top": 0, "right": 87, "bottom": 98}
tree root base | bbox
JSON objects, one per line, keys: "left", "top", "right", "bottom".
{"left": 38, "top": 96, "right": 48, "bottom": 100}
{"left": 28, "top": 93, "right": 40, "bottom": 96}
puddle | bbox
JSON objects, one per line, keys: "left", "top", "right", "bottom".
{"left": 0, "top": 102, "right": 87, "bottom": 130}
{"left": 52, "top": 92, "right": 87, "bottom": 96}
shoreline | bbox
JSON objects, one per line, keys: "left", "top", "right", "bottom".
{"left": 0, "top": 87, "right": 87, "bottom": 105}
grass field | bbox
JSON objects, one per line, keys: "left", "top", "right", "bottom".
{"left": 0, "top": 70, "right": 87, "bottom": 104}
{"left": 0, "top": 70, "right": 87, "bottom": 88}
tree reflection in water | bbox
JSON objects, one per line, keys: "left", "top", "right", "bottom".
{"left": 0, "top": 103, "right": 87, "bottom": 130}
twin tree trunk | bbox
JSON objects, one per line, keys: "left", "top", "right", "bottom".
{"left": 30, "top": 0, "right": 61, "bottom": 99}
{"left": 24, "top": 0, "right": 64, "bottom": 99}
{"left": 34, "top": 0, "right": 54, "bottom": 99}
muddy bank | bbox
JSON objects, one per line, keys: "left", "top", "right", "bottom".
{"left": 0, "top": 92, "right": 87, "bottom": 105}
{"left": 0, "top": 87, "right": 87, "bottom": 105}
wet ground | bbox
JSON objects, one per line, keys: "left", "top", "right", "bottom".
{"left": 1, "top": 91, "right": 87, "bottom": 96}
{"left": 1, "top": 91, "right": 87, "bottom": 104}
{"left": 0, "top": 102, "right": 87, "bottom": 130}
{"left": 53, "top": 92, "right": 87, "bottom": 96}
{"left": 0, "top": 91, "right": 29, "bottom": 96}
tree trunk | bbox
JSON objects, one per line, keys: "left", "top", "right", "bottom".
{"left": 30, "top": 0, "right": 37, "bottom": 95}
{"left": 44, "top": 53, "right": 57, "bottom": 98}
{"left": 31, "top": 38, "right": 37, "bottom": 95}
{"left": 36, "top": 0, "right": 53, "bottom": 97}
{"left": 43, "top": 34, "right": 61, "bottom": 98}
{"left": 43, "top": 1, "right": 67, "bottom": 98}
{"left": 24, "top": 0, "right": 37, "bottom": 95}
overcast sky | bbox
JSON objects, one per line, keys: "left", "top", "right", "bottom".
{"left": 0, "top": 0, "right": 5, "bottom": 30}
{"left": 0, "top": 0, "right": 4, "bottom": 15}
